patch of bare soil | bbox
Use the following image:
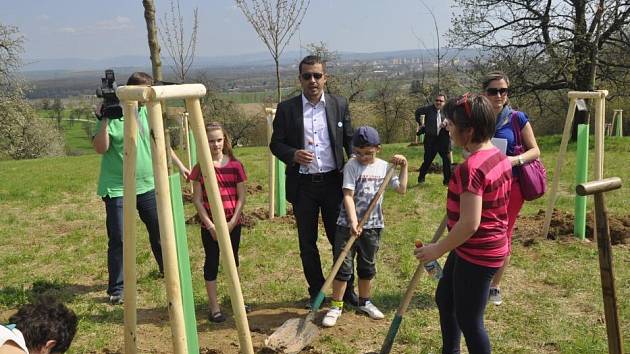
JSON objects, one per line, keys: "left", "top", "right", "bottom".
{"left": 247, "top": 184, "right": 264, "bottom": 195}
{"left": 514, "top": 209, "right": 629, "bottom": 245}
{"left": 414, "top": 162, "right": 459, "bottom": 174}
{"left": 242, "top": 207, "right": 294, "bottom": 229}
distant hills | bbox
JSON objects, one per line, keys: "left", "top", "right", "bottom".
{"left": 22, "top": 48, "right": 479, "bottom": 74}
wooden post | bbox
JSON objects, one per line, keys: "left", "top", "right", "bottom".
{"left": 576, "top": 177, "right": 624, "bottom": 354}
{"left": 145, "top": 99, "right": 189, "bottom": 354}
{"left": 541, "top": 97, "right": 577, "bottom": 237}
{"left": 266, "top": 108, "right": 275, "bottom": 219}
{"left": 187, "top": 97, "right": 255, "bottom": 354}
{"left": 122, "top": 100, "right": 139, "bottom": 354}
{"left": 182, "top": 112, "right": 194, "bottom": 192}
{"left": 613, "top": 109, "right": 623, "bottom": 137}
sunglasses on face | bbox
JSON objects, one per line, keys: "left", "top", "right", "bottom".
{"left": 301, "top": 72, "right": 324, "bottom": 81}
{"left": 486, "top": 87, "right": 508, "bottom": 96}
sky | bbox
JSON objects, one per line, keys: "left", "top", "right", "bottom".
{"left": 1, "top": 0, "right": 455, "bottom": 60}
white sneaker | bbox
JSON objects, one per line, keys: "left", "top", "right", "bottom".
{"left": 358, "top": 300, "right": 384, "bottom": 320}
{"left": 489, "top": 287, "right": 502, "bottom": 306}
{"left": 322, "top": 307, "right": 342, "bottom": 327}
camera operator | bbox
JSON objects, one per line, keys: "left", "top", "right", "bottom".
{"left": 93, "top": 72, "right": 165, "bottom": 304}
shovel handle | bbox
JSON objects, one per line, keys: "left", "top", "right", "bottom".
{"left": 312, "top": 165, "right": 398, "bottom": 311}
{"left": 380, "top": 214, "right": 448, "bottom": 354}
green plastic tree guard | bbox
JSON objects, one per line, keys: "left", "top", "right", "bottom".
{"left": 574, "top": 124, "right": 589, "bottom": 239}
{"left": 274, "top": 158, "right": 286, "bottom": 216}
{"left": 189, "top": 129, "right": 197, "bottom": 167}
{"left": 169, "top": 173, "right": 200, "bottom": 353}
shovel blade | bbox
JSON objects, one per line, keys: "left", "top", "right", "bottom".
{"left": 264, "top": 317, "right": 320, "bottom": 354}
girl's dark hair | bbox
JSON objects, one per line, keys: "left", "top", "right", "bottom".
{"left": 205, "top": 121, "right": 235, "bottom": 159}
{"left": 9, "top": 296, "right": 78, "bottom": 353}
{"left": 481, "top": 71, "right": 510, "bottom": 90}
{"left": 443, "top": 93, "right": 496, "bottom": 144}
{"left": 126, "top": 72, "right": 153, "bottom": 86}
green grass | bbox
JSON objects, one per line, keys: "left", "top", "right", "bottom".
{"left": 0, "top": 135, "right": 628, "bottom": 353}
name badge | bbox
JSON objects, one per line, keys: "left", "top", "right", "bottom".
{"left": 337, "top": 122, "right": 343, "bottom": 128}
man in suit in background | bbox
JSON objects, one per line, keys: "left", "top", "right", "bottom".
{"left": 270, "top": 55, "right": 357, "bottom": 308}
{"left": 415, "top": 94, "right": 451, "bottom": 185}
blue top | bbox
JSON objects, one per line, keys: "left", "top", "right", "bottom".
{"left": 494, "top": 105, "right": 529, "bottom": 156}
{"left": 494, "top": 105, "right": 529, "bottom": 177}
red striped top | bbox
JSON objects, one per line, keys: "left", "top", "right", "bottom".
{"left": 447, "top": 147, "right": 512, "bottom": 267}
{"left": 189, "top": 159, "right": 247, "bottom": 223}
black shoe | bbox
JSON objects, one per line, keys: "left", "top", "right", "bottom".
{"left": 209, "top": 311, "right": 226, "bottom": 323}
{"left": 417, "top": 176, "right": 425, "bottom": 184}
{"left": 443, "top": 180, "right": 449, "bottom": 186}
{"left": 343, "top": 291, "right": 359, "bottom": 307}
{"left": 109, "top": 294, "right": 123, "bottom": 305}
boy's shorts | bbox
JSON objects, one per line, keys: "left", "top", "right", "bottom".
{"left": 333, "top": 225, "right": 382, "bottom": 281}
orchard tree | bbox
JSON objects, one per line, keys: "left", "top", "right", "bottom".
{"left": 235, "top": 0, "right": 310, "bottom": 103}
{"left": 449, "top": 0, "right": 630, "bottom": 137}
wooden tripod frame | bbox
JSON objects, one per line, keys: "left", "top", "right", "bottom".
{"left": 118, "top": 84, "right": 254, "bottom": 354}
{"left": 541, "top": 90, "right": 608, "bottom": 238}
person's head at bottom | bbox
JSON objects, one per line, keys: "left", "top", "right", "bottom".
{"left": 8, "top": 297, "right": 78, "bottom": 354}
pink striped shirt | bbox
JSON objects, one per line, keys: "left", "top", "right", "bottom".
{"left": 189, "top": 159, "right": 246, "bottom": 223}
{"left": 447, "top": 147, "right": 512, "bottom": 267}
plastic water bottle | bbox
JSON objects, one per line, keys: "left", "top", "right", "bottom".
{"left": 415, "top": 240, "right": 443, "bottom": 280}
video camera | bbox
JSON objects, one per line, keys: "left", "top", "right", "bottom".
{"left": 95, "top": 69, "right": 123, "bottom": 120}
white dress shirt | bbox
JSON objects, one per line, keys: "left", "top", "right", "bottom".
{"left": 300, "top": 94, "right": 336, "bottom": 174}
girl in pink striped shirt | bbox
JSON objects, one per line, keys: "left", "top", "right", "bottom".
{"left": 415, "top": 94, "right": 512, "bottom": 354}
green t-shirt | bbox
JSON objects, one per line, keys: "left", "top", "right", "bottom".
{"left": 96, "top": 106, "right": 155, "bottom": 197}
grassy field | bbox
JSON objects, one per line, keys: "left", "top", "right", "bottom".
{"left": 0, "top": 134, "right": 628, "bottom": 353}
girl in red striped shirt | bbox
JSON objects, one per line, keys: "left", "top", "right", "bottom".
{"left": 189, "top": 122, "right": 247, "bottom": 323}
{"left": 415, "top": 94, "right": 512, "bottom": 354}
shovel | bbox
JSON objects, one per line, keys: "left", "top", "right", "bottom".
{"left": 265, "top": 165, "right": 398, "bottom": 353}
{"left": 379, "top": 214, "right": 448, "bottom": 354}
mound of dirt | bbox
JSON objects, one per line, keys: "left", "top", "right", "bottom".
{"left": 247, "top": 184, "right": 264, "bottom": 195}
{"left": 241, "top": 206, "right": 294, "bottom": 228}
{"left": 515, "top": 209, "right": 629, "bottom": 245}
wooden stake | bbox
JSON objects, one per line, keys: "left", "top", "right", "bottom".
{"left": 122, "top": 100, "right": 139, "bottom": 354}
{"left": 576, "top": 177, "right": 624, "bottom": 354}
{"left": 542, "top": 97, "right": 577, "bottom": 238}
{"left": 182, "top": 112, "right": 194, "bottom": 193}
{"left": 145, "top": 100, "right": 188, "bottom": 354}
{"left": 187, "top": 98, "right": 254, "bottom": 354}
{"left": 266, "top": 109, "right": 275, "bottom": 219}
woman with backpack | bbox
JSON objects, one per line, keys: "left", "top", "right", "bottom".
{"left": 482, "top": 71, "right": 541, "bottom": 306}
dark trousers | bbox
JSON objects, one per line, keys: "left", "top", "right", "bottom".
{"left": 103, "top": 190, "right": 164, "bottom": 296}
{"left": 435, "top": 251, "right": 498, "bottom": 354}
{"left": 293, "top": 171, "right": 355, "bottom": 300}
{"left": 200, "top": 224, "right": 241, "bottom": 281}
{"left": 418, "top": 134, "right": 451, "bottom": 183}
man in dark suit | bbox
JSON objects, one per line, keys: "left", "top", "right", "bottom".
{"left": 270, "top": 55, "right": 357, "bottom": 307}
{"left": 415, "top": 94, "right": 451, "bottom": 185}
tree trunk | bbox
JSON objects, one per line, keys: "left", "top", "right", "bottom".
{"left": 143, "top": 0, "right": 163, "bottom": 82}
{"left": 275, "top": 57, "right": 281, "bottom": 105}
{"left": 570, "top": 0, "right": 596, "bottom": 141}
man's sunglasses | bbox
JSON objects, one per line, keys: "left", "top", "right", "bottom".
{"left": 301, "top": 72, "right": 324, "bottom": 80}
{"left": 485, "top": 87, "right": 508, "bottom": 96}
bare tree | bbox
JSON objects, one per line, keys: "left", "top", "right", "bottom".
{"left": 414, "top": 0, "right": 448, "bottom": 94}
{"left": 449, "top": 0, "right": 630, "bottom": 138}
{"left": 160, "top": 0, "right": 199, "bottom": 82}
{"left": 372, "top": 80, "right": 414, "bottom": 143}
{"left": 235, "top": 0, "right": 310, "bottom": 103}
{"left": 142, "top": 0, "right": 163, "bottom": 82}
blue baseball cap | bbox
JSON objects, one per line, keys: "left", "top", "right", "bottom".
{"left": 352, "top": 126, "right": 380, "bottom": 147}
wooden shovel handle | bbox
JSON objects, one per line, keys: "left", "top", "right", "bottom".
{"left": 396, "top": 214, "right": 447, "bottom": 316}
{"left": 319, "top": 166, "right": 398, "bottom": 300}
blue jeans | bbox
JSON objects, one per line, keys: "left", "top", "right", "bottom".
{"left": 103, "top": 190, "right": 164, "bottom": 296}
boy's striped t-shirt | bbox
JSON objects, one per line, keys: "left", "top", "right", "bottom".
{"left": 189, "top": 159, "right": 247, "bottom": 223}
{"left": 447, "top": 147, "right": 512, "bottom": 268}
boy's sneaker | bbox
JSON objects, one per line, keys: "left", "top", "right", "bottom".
{"left": 322, "top": 306, "right": 342, "bottom": 327}
{"left": 489, "top": 287, "right": 502, "bottom": 305}
{"left": 358, "top": 301, "right": 384, "bottom": 319}
{"left": 109, "top": 294, "right": 123, "bottom": 305}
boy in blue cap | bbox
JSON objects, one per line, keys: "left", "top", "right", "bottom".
{"left": 322, "top": 126, "right": 408, "bottom": 327}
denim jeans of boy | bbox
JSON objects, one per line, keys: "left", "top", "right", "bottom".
{"left": 103, "top": 190, "right": 163, "bottom": 296}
